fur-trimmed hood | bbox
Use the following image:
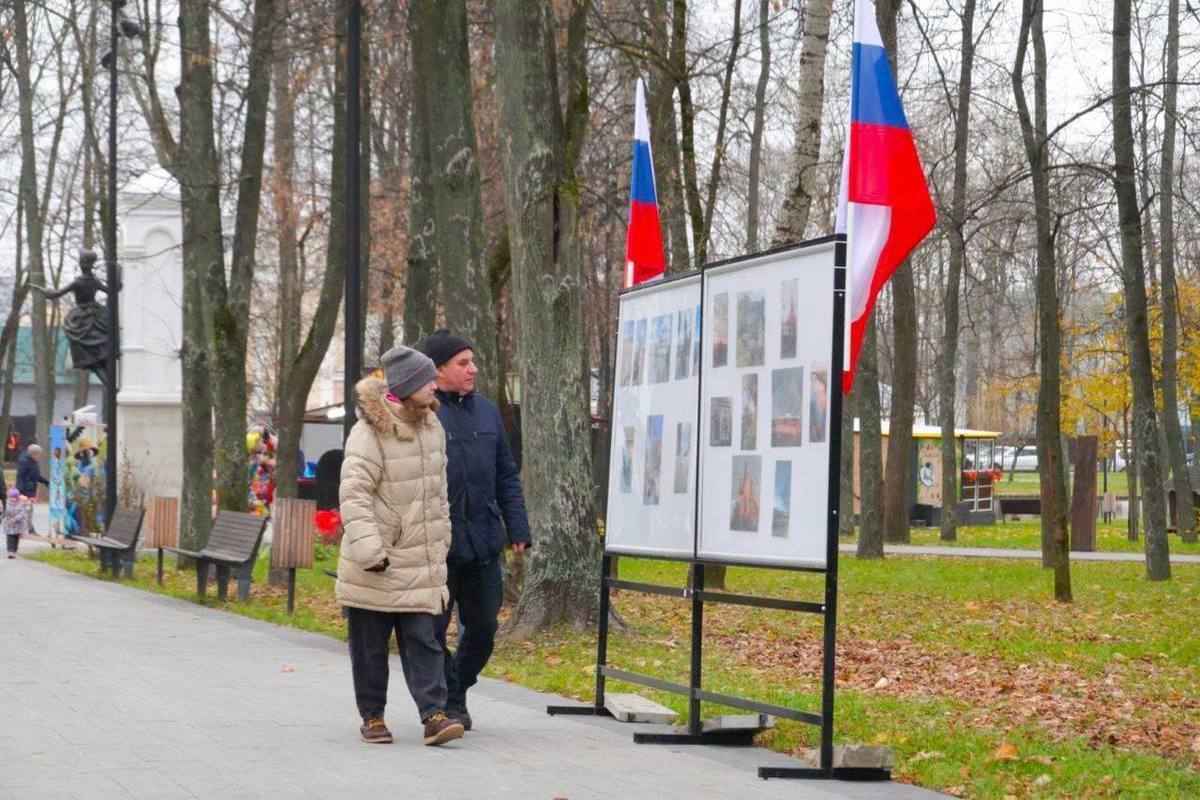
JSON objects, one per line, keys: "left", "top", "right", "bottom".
{"left": 354, "top": 376, "right": 439, "bottom": 441}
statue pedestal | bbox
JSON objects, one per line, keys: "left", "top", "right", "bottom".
{"left": 116, "top": 170, "right": 184, "bottom": 501}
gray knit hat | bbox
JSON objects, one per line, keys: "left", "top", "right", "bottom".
{"left": 380, "top": 345, "right": 437, "bottom": 399}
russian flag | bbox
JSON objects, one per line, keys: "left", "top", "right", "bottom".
{"left": 625, "top": 78, "right": 666, "bottom": 287}
{"left": 836, "top": 0, "right": 936, "bottom": 393}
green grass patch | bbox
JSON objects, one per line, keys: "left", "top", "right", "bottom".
{"left": 33, "top": 545, "right": 1200, "bottom": 798}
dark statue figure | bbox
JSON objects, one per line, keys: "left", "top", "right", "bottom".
{"left": 35, "top": 248, "right": 110, "bottom": 387}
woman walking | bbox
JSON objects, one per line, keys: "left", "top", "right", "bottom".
{"left": 336, "top": 346, "right": 464, "bottom": 747}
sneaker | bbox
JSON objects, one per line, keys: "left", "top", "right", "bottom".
{"left": 422, "top": 712, "right": 464, "bottom": 746}
{"left": 447, "top": 706, "right": 473, "bottom": 731}
{"left": 360, "top": 717, "right": 393, "bottom": 744}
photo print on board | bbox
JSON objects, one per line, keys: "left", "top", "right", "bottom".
{"left": 618, "top": 320, "right": 634, "bottom": 386}
{"left": 692, "top": 305, "right": 701, "bottom": 376}
{"left": 713, "top": 293, "right": 729, "bottom": 367}
{"left": 741, "top": 373, "right": 758, "bottom": 450}
{"left": 674, "top": 422, "right": 692, "bottom": 493}
{"left": 675, "top": 308, "right": 693, "bottom": 380}
{"left": 771, "top": 367, "right": 804, "bottom": 447}
{"left": 649, "top": 314, "right": 673, "bottom": 384}
{"left": 772, "top": 460, "right": 792, "bottom": 538}
{"left": 809, "top": 369, "right": 829, "bottom": 444}
{"left": 643, "top": 415, "right": 664, "bottom": 505}
{"left": 736, "top": 290, "right": 766, "bottom": 367}
{"left": 631, "top": 319, "right": 647, "bottom": 386}
{"left": 710, "top": 397, "right": 733, "bottom": 447}
{"left": 620, "top": 426, "right": 635, "bottom": 493}
{"left": 730, "top": 455, "right": 762, "bottom": 532}
{"left": 780, "top": 279, "right": 799, "bottom": 359}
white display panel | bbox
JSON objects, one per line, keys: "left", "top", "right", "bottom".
{"left": 605, "top": 274, "right": 702, "bottom": 558}
{"left": 697, "top": 244, "right": 836, "bottom": 568}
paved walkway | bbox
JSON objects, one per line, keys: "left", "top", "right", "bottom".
{"left": 0, "top": 557, "right": 939, "bottom": 799}
{"left": 838, "top": 543, "right": 1200, "bottom": 563}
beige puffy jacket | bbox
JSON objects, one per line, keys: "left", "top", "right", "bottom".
{"left": 335, "top": 376, "right": 451, "bottom": 614}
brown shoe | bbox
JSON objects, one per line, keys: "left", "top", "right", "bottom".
{"left": 422, "top": 712, "right": 464, "bottom": 746}
{"left": 360, "top": 717, "right": 393, "bottom": 744}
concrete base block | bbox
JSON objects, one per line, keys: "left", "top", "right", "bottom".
{"left": 603, "top": 693, "right": 679, "bottom": 724}
{"left": 699, "top": 714, "right": 775, "bottom": 733}
{"left": 798, "top": 744, "right": 895, "bottom": 770}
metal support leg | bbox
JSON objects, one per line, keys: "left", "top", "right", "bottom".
{"left": 157, "top": 548, "right": 164, "bottom": 586}
{"left": 121, "top": 550, "right": 133, "bottom": 579}
{"left": 237, "top": 561, "right": 253, "bottom": 602}
{"left": 286, "top": 568, "right": 296, "bottom": 614}
{"left": 546, "top": 553, "right": 614, "bottom": 718}
{"left": 216, "top": 564, "right": 230, "bottom": 601}
{"left": 197, "top": 561, "right": 209, "bottom": 598}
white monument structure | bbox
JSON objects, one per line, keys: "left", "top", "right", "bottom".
{"left": 116, "top": 168, "right": 184, "bottom": 499}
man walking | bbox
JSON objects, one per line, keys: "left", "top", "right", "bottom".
{"left": 422, "top": 330, "right": 531, "bottom": 731}
{"left": 16, "top": 444, "right": 49, "bottom": 534}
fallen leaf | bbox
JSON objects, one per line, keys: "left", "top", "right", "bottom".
{"left": 944, "top": 786, "right": 966, "bottom": 798}
{"left": 545, "top": 655, "right": 563, "bottom": 666}
{"left": 874, "top": 676, "right": 889, "bottom": 689}
{"left": 993, "top": 742, "right": 1019, "bottom": 761}
{"left": 281, "top": 665, "right": 295, "bottom": 673}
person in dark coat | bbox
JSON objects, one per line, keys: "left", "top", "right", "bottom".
{"left": 16, "top": 444, "right": 48, "bottom": 535}
{"left": 422, "top": 329, "right": 532, "bottom": 731}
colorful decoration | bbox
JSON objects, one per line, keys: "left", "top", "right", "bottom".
{"left": 247, "top": 424, "right": 277, "bottom": 517}
{"left": 48, "top": 424, "right": 107, "bottom": 540}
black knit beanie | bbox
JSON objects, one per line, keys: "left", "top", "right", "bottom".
{"left": 421, "top": 329, "right": 474, "bottom": 367}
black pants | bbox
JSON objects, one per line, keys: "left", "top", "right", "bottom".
{"left": 435, "top": 558, "right": 503, "bottom": 711}
{"left": 5, "top": 534, "right": 17, "bottom": 554}
{"left": 347, "top": 607, "right": 447, "bottom": 722}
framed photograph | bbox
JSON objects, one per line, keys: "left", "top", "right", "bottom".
{"left": 771, "top": 367, "right": 804, "bottom": 447}
{"left": 649, "top": 314, "right": 673, "bottom": 384}
{"left": 736, "top": 290, "right": 766, "bottom": 367}
{"left": 675, "top": 308, "right": 693, "bottom": 380}
{"left": 809, "top": 369, "right": 829, "bottom": 444}
{"left": 781, "top": 279, "right": 799, "bottom": 359}
{"left": 772, "top": 461, "right": 792, "bottom": 538}
{"left": 620, "top": 427, "right": 635, "bottom": 493}
{"left": 712, "top": 293, "right": 729, "bottom": 368}
{"left": 643, "top": 415, "right": 664, "bottom": 505}
{"left": 618, "top": 321, "right": 634, "bottom": 386}
{"left": 631, "top": 319, "right": 647, "bottom": 386}
{"left": 710, "top": 397, "right": 733, "bottom": 447}
{"left": 729, "top": 455, "right": 762, "bottom": 532}
{"left": 674, "top": 422, "right": 692, "bottom": 494}
{"left": 740, "top": 373, "right": 758, "bottom": 450}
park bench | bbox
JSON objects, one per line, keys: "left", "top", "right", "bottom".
{"left": 69, "top": 507, "right": 145, "bottom": 579}
{"left": 998, "top": 495, "right": 1040, "bottom": 519}
{"left": 164, "top": 510, "right": 267, "bottom": 602}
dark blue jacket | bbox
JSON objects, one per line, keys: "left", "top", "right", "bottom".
{"left": 17, "top": 452, "right": 48, "bottom": 497}
{"left": 435, "top": 389, "right": 531, "bottom": 564}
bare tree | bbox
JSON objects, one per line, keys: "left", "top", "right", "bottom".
{"left": 1112, "top": 0, "right": 1169, "bottom": 580}
{"left": 744, "top": 0, "right": 770, "bottom": 252}
{"left": 493, "top": 0, "right": 600, "bottom": 633}
{"left": 856, "top": 319, "right": 884, "bottom": 558}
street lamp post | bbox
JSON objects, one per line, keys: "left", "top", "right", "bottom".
{"left": 101, "top": 0, "right": 140, "bottom": 523}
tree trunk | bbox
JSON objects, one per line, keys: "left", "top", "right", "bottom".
{"left": 404, "top": 13, "right": 438, "bottom": 348}
{"left": 494, "top": 0, "right": 600, "bottom": 634}
{"left": 13, "top": 1, "right": 53, "bottom": 461}
{"left": 856, "top": 318, "right": 884, "bottom": 558}
{"left": 1125, "top": 408, "right": 1139, "bottom": 541}
{"left": 744, "top": 0, "right": 770, "bottom": 252}
{"left": 176, "top": 0, "right": 222, "bottom": 549}
{"left": 938, "top": 0, "right": 977, "bottom": 542}
{"left": 646, "top": 0, "right": 690, "bottom": 273}
{"left": 409, "top": 0, "right": 497, "bottom": 398}
{"left": 876, "top": 0, "right": 913, "bottom": 545}
{"left": 1112, "top": 0, "right": 1169, "bottom": 581}
{"left": 839, "top": 387, "right": 855, "bottom": 536}
{"left": 1157, "top": 0, "right": 1193, "bottom": 542}
{"left": 275, "top": 0, "right": 350, "bottom": 509}
{"left": 773, "top": 0, "right": 833, "bottom": 246}
{"left": 1012, "top": 0, "right": 1070, "bottom": 600}
{"left": 208, "top": 0, "right": 276, "bottom": 513}
{"left": 696, "top": 0, "right": 742, "bottom": 262}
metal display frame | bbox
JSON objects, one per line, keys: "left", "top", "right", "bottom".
{"left": 549, "top": 236, "right": 885, "bottom": 781}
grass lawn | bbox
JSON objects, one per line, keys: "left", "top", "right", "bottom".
{"left": 34, "top": 545, "right": 1199, "bottom": 798}
{"left": 995, "top": 471, "right": 1129, "bottom": 497}
{"left": 841, "top": 518, "right": 1200, "bottom": 556}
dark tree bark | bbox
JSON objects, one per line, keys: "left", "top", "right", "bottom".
{"left": 1012, "top": 0, "right": 1070, "bottom": 600}
{"left": 1112, "top": 0, "right": 1169, "bottom": 580}
{"left": 876, "top": 0, "right": 914, "bottom": 545}
{"left": 937, "top": 0, "right": 977, "bottom": 542}
{"left": 1157, "top": 0, "right": 1194, "bottom": 542}
{"left": 494, "top": 0, "right": 601, "bottom": 634}
{"left": 839, "top": 386, "right": 855, "bottom": 536}
{"left": 175, "top": 0, "right": 222, "bottom": 548}
{"left": 646, "top": 0, "right": 690, "bottom": 274}
{"left": 408, "top": 0, "right": 497, "bottom": 397}
{"left": 856, "top": 319, "right": 884, "bottom": 558}
{"left": 744, "top": 0, "right": 770, "bottom": 252}
{"left": 773, "top": 0, "right": 833, "bottom": 246}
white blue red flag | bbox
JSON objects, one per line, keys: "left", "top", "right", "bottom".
{"left": 836, "top": 0, "right": 936, "bottom": 393}
{"left": 625, "top": 78, "right": 666, "bottom": 288}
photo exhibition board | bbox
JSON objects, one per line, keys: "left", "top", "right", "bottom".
{"left": 605, "top": 273, "right": 703, "bottom": 558}
{"left": 697, "top": 243, "right": 836, "bottom": 568}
